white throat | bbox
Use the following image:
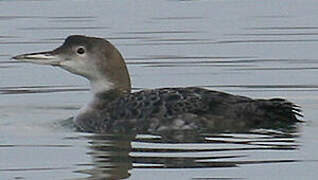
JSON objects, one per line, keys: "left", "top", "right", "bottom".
{"left": 74, "top": 78, "right": 113, "bottom": 125}
{"left": 90, "top": 77, "right": 114, "bottom": 95}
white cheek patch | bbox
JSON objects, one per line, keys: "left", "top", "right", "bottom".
{"left": 59, "top": 56, "right": 114, "bottom": 94}
{"left": 60, "top": 58, "right": 97, "bottom": 77}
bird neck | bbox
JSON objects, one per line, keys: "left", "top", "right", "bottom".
{"left": 89, "top": 75, "right": 131, "bottom": 98}
{"left": 89, "top": 41, "right": 131, "bottom": 96}
{"left": 90, "top": 77, "right": 114, "bottom": 95}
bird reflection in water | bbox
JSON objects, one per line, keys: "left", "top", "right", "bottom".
{"left": 72, "top": 121, "right": 300, "bottom": 180}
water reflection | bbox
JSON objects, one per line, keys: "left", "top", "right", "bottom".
{"left": 76, "top": 134, "right": 133, "bottom": 180}
{"left": 76, "top": 122, "right": 300, "bottom": 180}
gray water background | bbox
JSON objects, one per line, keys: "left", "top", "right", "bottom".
{"left": 1, "top": 0, "right": 318, "bottom": 179}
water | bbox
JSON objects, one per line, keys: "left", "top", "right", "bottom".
{"left": 1, "top": 0, "right": 318, "bottom": 179}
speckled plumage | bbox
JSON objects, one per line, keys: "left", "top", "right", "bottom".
{"left": 74, "top": 87, "right": 301, "bottom": 133}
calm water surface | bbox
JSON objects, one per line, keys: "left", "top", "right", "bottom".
{"left": 1, "top": 0, "right": 318, "bottom": 179}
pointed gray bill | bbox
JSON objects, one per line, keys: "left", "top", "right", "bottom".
{"left": 12, "top": 51, "right": 61, "bottom": 66}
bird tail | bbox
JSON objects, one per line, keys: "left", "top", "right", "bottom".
{"left": 262, "top": 98, "right": 303, "bottom": 122}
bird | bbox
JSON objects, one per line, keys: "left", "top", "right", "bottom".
{"left": 12, "top": 35, "right": 302, "bottom": 133}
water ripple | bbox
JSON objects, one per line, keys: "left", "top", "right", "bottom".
{"left": 0, "top": 85, "right": 88, "bottom": 94}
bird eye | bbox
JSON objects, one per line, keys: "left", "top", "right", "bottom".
{"left": 76, "top": 47, "right": 85, "bottom": 55}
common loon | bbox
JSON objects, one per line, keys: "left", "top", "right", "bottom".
{"left": 13, "top": 35, "right": 302, "bottom": 133}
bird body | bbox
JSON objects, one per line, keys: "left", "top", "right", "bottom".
{"left": 74, "top": 87, "right": 300, "bottom": 133}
